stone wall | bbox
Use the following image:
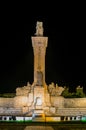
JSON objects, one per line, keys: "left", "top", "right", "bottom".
{"left": 0, "top": 97, "right": 86, "bottom": 108}
{"left": 0, "top": 98, "right": 14, "bottom": 107}
{"left": 64, "top": 98, "right": 86, "bottom": 108}
{"left": 50, "top": 96, "right": 86, "bottom": 108}
{"left": 14, "top": 96, "right": 29, "bottom": 108}
{"left": 0, "top": 96, "right": 30, "bottom": 108}
{"left": 50, "top": 96, "right": 64, "bottom": 108}
{"left": 56, "top": 108, "right": 86, "bottom": 116}
{"left": 0, "top": 107, "right": 22, "bottom": 115}
{"left": 0, "top": 96, "right": 86, "bottom": 116}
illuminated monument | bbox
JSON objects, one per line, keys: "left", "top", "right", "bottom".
{"left": 32, "top": 21, "right": 47, "bottom": 86}
{"left": 0, "top": 21, "right": 86, "bottom": 122}
{"left": 31, "top": 22, "right": 50, "bottom": 109}
{"left": 28, "top": 21, "right": 50, "bottom": 120}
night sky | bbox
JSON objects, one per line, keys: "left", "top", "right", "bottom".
{"left": 0, "top": 3, "right": 85, "bottom": 93}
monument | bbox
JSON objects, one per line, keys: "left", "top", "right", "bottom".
{"left": 32, "top": 21, "right": 48, "bottom": 87}
{"left": 31, "top": 21, "right": 50, "bottom": 120}
{"left": 0, "top": 21, "right": 86, "bottom": 122}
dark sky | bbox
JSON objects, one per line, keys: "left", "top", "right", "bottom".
{"left": 0, "top": 3, "right": 85, "bottom": 93}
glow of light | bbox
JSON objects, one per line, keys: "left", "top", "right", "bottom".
{"left": 37, "top": 98, "right": 42, "bottom": 105}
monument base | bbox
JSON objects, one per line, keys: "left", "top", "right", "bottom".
{"left": 32, "top": 109, "right": 45, "bottom": 122}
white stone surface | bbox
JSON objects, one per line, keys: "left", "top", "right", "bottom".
{"left": 64, "top": 98, "right": 86, "bottom": 108}
{"left": 51, "top": 96, "right": 64, "bottom": 108}
{"left": 16, "top": 85, "right": 31, "bottom": 96}
{"left": 49, "top": 107, "right": 56, "bottom": 114}
{"left": 14, "top": 96, "right": 28, "bottom": 107}
{"left": 0, "top": 98, "right": 14, "bottom": 107}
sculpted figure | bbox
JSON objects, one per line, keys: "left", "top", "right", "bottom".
{"left": 48, "top": 82, "right": 55, "bottom": 95}
{"left": 55, "top": 86, "right": 64, "bottom": 96}
{"left": 48, "top": 83, "right": 64, "bottom": 96}
{"left": 35, "top": 21, "right": 43, "bottom": 36}
{"left": 16, "top": 82, "right": 31, "bottom": 96}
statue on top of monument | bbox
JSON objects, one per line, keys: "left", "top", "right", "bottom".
{"left": 35, "top": 21, "right": 44, "bottom": 36}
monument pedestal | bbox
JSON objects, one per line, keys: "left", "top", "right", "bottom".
{"left": 34, "top": 86, "right": 45, "bottom": 109}
{"left": 32, "top": 36, "right": 48, "bottom": 88}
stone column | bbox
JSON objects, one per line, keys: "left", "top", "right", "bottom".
{"left": 31, "top": 22, "right": 48, "bottom": 87}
